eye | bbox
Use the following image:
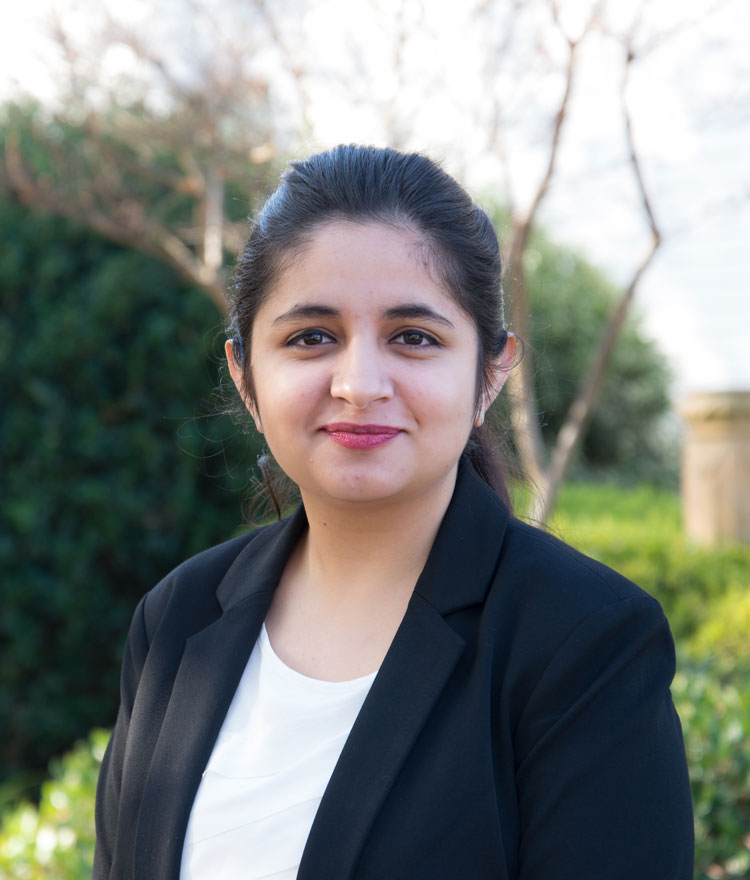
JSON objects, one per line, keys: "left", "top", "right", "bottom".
{"left": 287, "top": 329, "right": 335, "bottom": 348}
{"left": 391, "top": 329, "right": 439, "bottom": 347}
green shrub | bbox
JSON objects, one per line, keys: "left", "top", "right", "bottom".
{"left": 552, "top": 483, "right": 750, "bottom": 643}
{"left": 0, "top": 197, "right": 261, "bottom": 782}
{"left": 0, "top": 730, "right": 106, "bottom": 880}
{"left": 685, "top": 587, "right": 750, "bottom": 676}
{"left": 528, "top": 237, "right": 674, "bottom": 483}
{"left": 674, "top": 664, "right": 750, "bottom": 880}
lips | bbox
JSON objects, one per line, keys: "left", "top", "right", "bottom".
{"left": 322, "top": 423, "right": 401, "bottom": 450}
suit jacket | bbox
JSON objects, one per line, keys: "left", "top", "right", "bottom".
{"left": 94, "top": 459, "right": 694, "bottom": 879}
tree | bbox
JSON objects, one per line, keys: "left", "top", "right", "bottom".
{"left": 465, "top": 0, "right": 666, "bottom": 520}
{"left": 2, "top": 0, "right": 710, "bottom": 520}
{"left": 1, "top": 1, "right": 284, "bottom": 312}
{"left": 518, "top": 224, "right": 673, "bottom": 483}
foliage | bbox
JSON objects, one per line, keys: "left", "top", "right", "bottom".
{"left": 674, "top": 665, "right": 750, "bottom": 880}
{"left": 526, "top": 233, "right": 673, "bottom": 479}
{"left": 551, "top": 482, "right": 750, "bottom": 644}
{"left": 684, "top": 586, "right": 750, "bottom": 676}
{"left": 0, "top": 731, "right": 107, "bottom": 880}
{"left": 1, "top": 100, "right": 270, "bottom": 230}
{"left": 0, "top": 58, "right": 280, "bottom": 308}
{"left": 0, "top": 195, "right": 261, "bottom": 784}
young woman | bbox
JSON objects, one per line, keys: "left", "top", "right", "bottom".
{"left": 94, "top": 145, "right": 694, "bottom": 879}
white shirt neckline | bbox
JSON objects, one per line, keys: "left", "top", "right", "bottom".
{"left": 259, "top": 623, "right": 379, "bottom": 691}
{"left": 180, "top": 623, "right": 378, "bottom": 880}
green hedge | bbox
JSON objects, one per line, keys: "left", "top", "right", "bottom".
{"left": 551, "top": 483, "right": 750, "bottom": 646}
{"left": 685, "top": 587, "right": 750, "bottom": 675}
{"left": 0, "top": 197, "right": 261, "bottom": 784}
{"left": 674, "top": 665, "right": 750, "bottom": 879}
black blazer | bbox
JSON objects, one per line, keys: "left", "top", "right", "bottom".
{"left": 94, "top": 460, "right": 694, "bottom": 879}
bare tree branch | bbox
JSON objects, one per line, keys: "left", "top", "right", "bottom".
{"left": 528, "top": 30, "right": 662, "bottom": 523}
{"left": 503, "top": 3, "right": 591, "bottom": 491}
{"left": 4, "top": 126, "right": 226, "bottom": 313}
{"left": 1, "top": 3, "right": 282, "bottom": 317}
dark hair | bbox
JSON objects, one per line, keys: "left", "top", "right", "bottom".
{"left": 228, "top": 144, "right": 515, "bottom": 509}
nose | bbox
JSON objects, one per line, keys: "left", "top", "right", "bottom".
{"left": 330, "top": 338, "right": 393, "bottom": 409}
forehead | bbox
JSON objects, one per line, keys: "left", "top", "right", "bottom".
{"left": 260, "top": 220, "right": 463, "bottom": 318}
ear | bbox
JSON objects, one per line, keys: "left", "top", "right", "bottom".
{"left": 474, "top": 332, "right": 517, "bottom": 427}
{"left": 225, "top": 339, "right": 263, "bottom": 434}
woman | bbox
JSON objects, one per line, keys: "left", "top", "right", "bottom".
{"left": 94, "top": 145, "right": 694, "bottom": 879}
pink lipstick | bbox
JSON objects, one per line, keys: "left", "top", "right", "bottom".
{"left": 322, "top": 423, "right": 401, "bottom": 450}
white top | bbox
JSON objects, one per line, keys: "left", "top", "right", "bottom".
{"left": 180, "top": 624, "right": 377, "bottom": 880}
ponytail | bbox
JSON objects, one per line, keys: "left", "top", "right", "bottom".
{"left": 463, "top": 425, "right": 515, "bottom": 512}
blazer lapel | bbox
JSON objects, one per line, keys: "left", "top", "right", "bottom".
{"left": 298, "top": 592, "right": 465, "bottom": 879}
{"left": 299, "top": 459, "right": 510, "bottom": 878}
{"left": 133, "top": 507, "right": 308, "bottom": 879}
{"left": 133, "top": 594, "right": 269, "bottom": 878}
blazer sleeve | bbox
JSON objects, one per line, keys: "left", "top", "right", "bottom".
{"left": 93, "top": 593, "right": 152, "bottom": 879}
{"left": 513, "top": 594, "right": 694, "bottom": 880}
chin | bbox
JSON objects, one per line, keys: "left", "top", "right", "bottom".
{"left": 321, "top": 480, "right": 405, "bottom": 505}
{"left": 295, "top": 468, "right": 408, "bottom": 506}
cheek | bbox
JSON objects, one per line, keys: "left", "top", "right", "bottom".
{"left": 408, "top": 363, "right": 477, "bottom": 429}
{"left": 252, "top": 363, "right": 328, "bottom": 427}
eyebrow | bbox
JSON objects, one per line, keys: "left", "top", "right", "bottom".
{"left": 271, "top": 303, "right": 455, "bottom": 328}
{"left": 271, "top": 305, "right": 339, "bottom": 326}
{"left": 382, "top": 305, "right": 455, "bottom": 328}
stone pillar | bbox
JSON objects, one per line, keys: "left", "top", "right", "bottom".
{"left": 679, "top": 391, "right": 750, "bottom": 545}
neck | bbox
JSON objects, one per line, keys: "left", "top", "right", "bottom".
{"left": 263, "top": 466, "right": 460, "bottom": 680}
{"left": 297, "top": 465, "right": 458, "bottom": 604}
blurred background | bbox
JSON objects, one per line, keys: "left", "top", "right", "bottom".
{"left": 1, "top": 1, "right": 748, "bottom": 877}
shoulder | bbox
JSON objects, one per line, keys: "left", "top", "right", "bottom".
{"left": 140, "top": 521, "right": 277, "bottom": 640}
{"left": 484, "top": 518, "right": 678, "bottom": 758}
{"left": 486, "top": 515, "right": 672, "bottom": 688}
{"left": 489, "top": 524, "right": 694, "bottom": 877}
{"left": 499, "top": 514, "right": 660, "bottom": 613}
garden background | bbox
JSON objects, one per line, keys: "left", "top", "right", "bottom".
{"left": 1, "top": 1, "right": 749, "bottom": 878}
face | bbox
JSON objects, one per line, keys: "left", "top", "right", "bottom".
{"left": 228, "top": 221, "right": 508, "bottom": 510}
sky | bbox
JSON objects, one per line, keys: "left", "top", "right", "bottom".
{"left": 2, "top": 0, "right": 748, "bottom": 401}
